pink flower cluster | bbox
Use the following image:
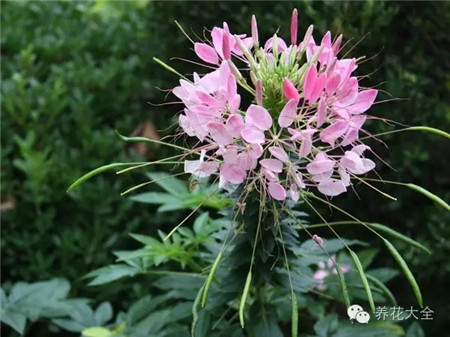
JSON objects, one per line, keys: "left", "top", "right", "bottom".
{"left": 174, "top": 9, "right": 378, "bottom": 201}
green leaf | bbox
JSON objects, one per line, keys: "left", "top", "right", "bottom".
{"left": 357, "top": 249, "right": 379, "bottom": 269}
{"left": 82, "top": 327, "right": 112, "bottom": 337}
{"left": 314, "top": 314, "right": 338, "bottom": 337}
{"left": 383, "top": 239, "right": 423, "bottom": 307}
{"left": 94, "top": 302, "right": 113, "bottom": 325}
{"left": 129, "top": 233, "right": 159, "bottom": 246}
{"left": 86, "top": 264, "right": 140, "bottom": 286}
{"left": 147, "top": 172, "right": 188, "bottom": 195}
{"left": 0, "top": 311, "right": 27, "bottom": 334}
{"left": 349, "top": 250, "right": 375, "bottom": 312}
{"left": 366, "top": 268, "right": 400, "bottom": 283}
{"left": 406, "top": 321, "right": 425, "bottom": 337}
{"left": 239, "top": 271, "right": 252, "bottom": 328}
{"left": 114, "top": 249, "right": 151, "bottom": 262}
{"left": 193, "top": 212, "right": 210, "bottom": 234}
{"left": 128, "top": 192, "right": 179, "bottom": 205}
{"left": 67, "top": 163, "right": 142, "bottom": 192}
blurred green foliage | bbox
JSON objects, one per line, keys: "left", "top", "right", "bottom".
{"left": 1, "top": 0, "right": 449, "bottom": 336}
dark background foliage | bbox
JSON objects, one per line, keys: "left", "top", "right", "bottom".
{"left": 1, "top": 0, "right": 449, "bottom": 336}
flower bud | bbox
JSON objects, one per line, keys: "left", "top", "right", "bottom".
{"left": 290, "top": 8, "right": 298, "bottom": 46}
{"left": 256, "top": 80, "right": 263, "bottom": 106}
{"left": 228, "top": 60, "right": 242, "bottom": 81}
{"left": 310, "top": 44, "right": 324, "bottom": 65}
{"left": 332, "top": 34, "right": 343, "bottom": 55}
{"left": 235, "top": 35, "right": 257, "bottom": 68}
{"left": 301, "top": 24, "right": 314, "bottom": 52}
{"left": 251, "top": 15, "right": 259, "bottom": 48}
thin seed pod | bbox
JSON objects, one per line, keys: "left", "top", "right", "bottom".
{"left": 239, "top": 271, "right": 252, "bottom": 328}
{"left": 335, "top": 264, "right": 351, "bottom": 308}
{"left": 384, "top": 239, "right": 423, "bottom": 307}
{"left": 202, "top": 251, "right": 223, "bottom": 307}
{"left": 369, "top": 223, "right": 431, "bottom": 254}
{"left": 191, "top": 285, "right": 204, "bottom": 337}
{"left": 349, "top": 250, "right": 375, "bottom": 313}
{"left": 291, "top": 291, "right": 298, "bottom": 337}
{"left": 406, "top": 183, "right": 450, "bottom": 211}
{"left": 67, "top": 162, "right": 145, "bottom": 192}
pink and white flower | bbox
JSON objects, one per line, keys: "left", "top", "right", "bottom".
{"left": 174, "top": 9, "right": 380, "bottom": 203}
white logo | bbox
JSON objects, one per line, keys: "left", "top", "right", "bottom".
{"left": 356, "top": 311, "right": 370, "bottom": 324}
{"left": 347, "top": 304, "right": 370, "bottom": 324}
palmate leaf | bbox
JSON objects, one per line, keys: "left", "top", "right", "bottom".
{"left": 85, "top": 264, "right": 140, "bottom": 286}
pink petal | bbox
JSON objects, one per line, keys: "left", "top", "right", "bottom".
{"left": 211, "top": 27, "right": 224, "bottom": 58}
{"left": 220, "top": 163, "right": 246, "bottom": 184}
{"left": 207, "top": 122, "right": 233, "bottom": 145}
{"left": 241, "top": 127, "right": 265, "bottom": 144}
{"left": 226, "top": 114, "right": 244, "bottom": 137}
{"left": 341, "top": 115, "right": 367, "bottom": 146}
{"left": 314, "top": 270, "right": 329, "bottom": 280}
{"left": 306, "top": 152, "right": 335, "bottom": 175}
{"left": 268, "top": 182, "right": 286, "bottom": 201}
{"left": 198, "top": 161, "right": 219, "bottom": 176}
{"left": 245, "top": 104, "right": 272, "bottom": 131}
{"left": 283, "top": 78, "right": 300, "bottom": 101}
{"left": 318, "top": 179, "right": 347, "bottom": 196}
{"left": 264, "top": 37, "right": 288, "bottom": 53}
{"left": 321, "top": 31, "right": 332, "bottom": 48}
{"left": 263, "top": 168, "right": 277, "bottom": 181}
{"left": 260, "top": 159, "right": 283, "bottom": 173}
{"left": 336, "top": 77, "right": 358, "bottom": 106}
{"left": 222, "top": 31, "right": 231, "bottom": 60}
{"left": 268, "top": 146, "right": 290, "bottom": 162}
{"left": 320, "top": 120, "right": 349, "bottom": 145}
{"left": 348, "top": 89, "right": 378, "bottom": 114}
{"left": 304, "top": 65, "right": 317, "bottom": 102}
{"left": 229, "top": 94, "right": 241, "bottom": 114}
{"left": 278, "top": 99, "right": 298, "bottom": 128}
{"left": 341, "top": 151, "right": 375, "bottom": 175}
{"left": 310, "top": 73, "right": 327, "bottom": 104}
{"left": 294, "top": 172, "right": 306, "bottom": 189}
{"left": 289, "top": 184, "right": 299, "bottom": 201}
{"left": 248, "top": 143, "right": 263, "bottom": 159}
{"left": 194, "top": 43, "right": 219, "bottom": 65}
{"left": 221, "top": 146, "right": 238, "bottom": 163}
{"left": 316, "top": 97, "right": 327, "bottom": 128}
{"left": 326, "top": 73, "right": 340, "bottom": 95}
{"left": 311, "top": 169, "right": 333, "bottom": 182}
{"left": 338, "top": 167, "right": 351, "bottom": 187}
{"left": 352, "top": 144, "right": 370, "bottom": 156}
{"left": 299, "top": 136, "right": 312, "bottom": 158}
{"left": 237, "top": 152, "right": 257, "bottom": 171}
